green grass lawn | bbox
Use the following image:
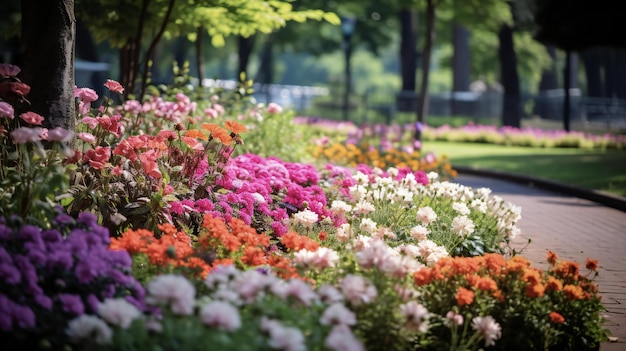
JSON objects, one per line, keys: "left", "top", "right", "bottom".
{"left": 422, "top": 141, "right": 626, "bottom": 197}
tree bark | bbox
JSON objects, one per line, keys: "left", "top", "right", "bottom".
{"left": 415, "top": 0, "right": 435, "bottom": 141}
{"left": 20, "top": 0, "right": 76, "bottom": 131}
{"left": 255, "top": 34, "right": 274, "bottom": 84}
{"left": 399, "top": 9, "right": 418, "bottom": 91}
{"left": 195, "top": 27, "right": 205, "bottom": 87}
{"left": 238, "top": 35, "right": 256, "bottom": 78}
{"left": 497, "top": 23, "right": 521, "bottom": 128}
{"left": 451, "top": 23, "right": 470, "bottom": 116}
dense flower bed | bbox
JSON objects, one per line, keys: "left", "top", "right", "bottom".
{"left": 0, "top": 63, "right": 610, "bottom": 350}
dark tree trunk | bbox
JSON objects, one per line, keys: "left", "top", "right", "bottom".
{"left": 582, "top": 47, "right": 603, "bottom": 97}
{"left": 20, "top": 0, "right": 76, "bottom": 131}
{"left": 451, "top": 23, "right": 470, "bottom": 115}
{"left": 539, "top": 45, "right": 558, "bottom": 91}
{"left": 196, "top": 27, "right": 205, "bottom": 87}
{"left": 255, "top": 34, "right": 274, "bottom": 84}
{"left": 563, "top": 50, "right": 571, "bottom": 132}
{"left": 119, "top": 0, "right": 150, "bottom": 98}
{"left": 415, "top": 0, "right": 435, "bottom": 141}
{"left": 238, "top": 35, "right": 256, "bottom": 78}
{"left": 497, "top": 23, "right": 521, "bottom": 128}
{"left": 399, "top": 9, "right": 419, "bottom": 91}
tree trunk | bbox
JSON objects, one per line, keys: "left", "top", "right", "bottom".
{"left": 582, "top": 47, "right": 603, "bottom": 98}
{"left": 497, "top": 23, "right": 521, "bottom": 128}
{"left": 563, "top": 50, "right": 571, "bottom": 132}
{"left": 196, "top": 27, "right": 205, "bottom": 87}
{"left": 20, "top": 0, "right": 76, "bottom": 131}
{"left": 255, "top": 34, "right": 274, "bottom": 84}
{"left": 399, "top": 9, "right": 418, "bottom": 91}
{"left": 238, "top": 35, "right": 256, "bottom": 78}
{"left": 415, "top": 0, "right": 435, "bottom": 141}
{"left": 539, "top": 45, "right": 558, "bottom": 91}
{"left": 451, "top": 23, "right": 470, "bottom": 115}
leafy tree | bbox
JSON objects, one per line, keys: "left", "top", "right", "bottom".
{"left": 75, "top": 0, "right": 339, "bottom": 99}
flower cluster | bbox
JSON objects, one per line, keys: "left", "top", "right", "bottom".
{"left": 0, "top": 63, "right": 75, "bottom": 227}
{"left": 0, "top": 210, "right": 144, "bottom": 350}
{"left": 68, "top": 268, "right": 364, "bottom": 351}
{"left": 412, "top": 252, "right": 608, "bottom": 350}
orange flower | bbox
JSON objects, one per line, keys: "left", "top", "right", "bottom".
{"left": 318, "top": 231, "right": 328, "bottom": 241}
{"left": 546, "top": 250, "right": 558, "bottom": 265}
{"left": 549, "top": 311, "right": 565, "bottom": 324}
{"left": 522, "top": 269, "right": 542, "bottom": 285}
{"left": 185, "top": 129, "right": 208, "bottom": 141}
{"left": 474, "top": 276, "right": 498, "bottom": 292}
{"left": 525, "top": 283, "right": 546, "bottom": 298}
{"left": 585, "top": 258, "right": 599, "bottom": 271}
{"left": 280, "top": 231, "right": 320, "bottom": 251}
{"left": 545, "top": 276, "right": 563, "bottom": 292}
{"left": 455, "top": 287, "right": 475, "bottom": 306}
{"left": 481, "top": 253, "right": 506, "bottom": 273}
{"left": 413, "top": 268, "right": 433, "bottom": 286}
{"left": 242, "top": 246, "right": 267, "bottom": 266}
{"left": 224, "top": 120, "right": 247, "bottom": 134}
{"left": 505, "top": 256, "right": 531, "bottom": 273}
{"left": 563, "top": 284, "right": 585, "bottom": 300}
{"left": 554, "top": 261, "right": 580, "bottom": 278}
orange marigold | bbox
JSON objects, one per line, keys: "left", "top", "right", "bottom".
{"left": 545, "top": 276, "right": 563, "bottom": 292}
{"left": 563, "top": 284, "right": 585, "bottom": 300}
{"left": 280, "top": 231, "right": 319, "bottom": 251}
{"left": 413, "top": 268, "right": 433, "bottom": 286}
{"left": 474, "top": 276, "right": 498, "bottom": 292}
{"left": 554, "top": 261, "right": 580, "bottom": 278}
{"left": 549, "top": 311, "right": 565, "bottom": 324}
{"left": 481, "top": 253, "right": 506, "bottom": 273}
{"left": 522, "top": 269, "right": 542, "bottom": 285}
{"left": 525, "top": 283, "right": 546, "bottom": 298}
{"left": 585, "top": 258, "right": 599, "bottom": 271}
{"left": 546, "top": 250, "right": 558, "bottom": 265}
{"left": 455, "top": 287, "right": 475, "bottom": 306}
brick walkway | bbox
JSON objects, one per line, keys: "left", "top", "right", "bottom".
{"left": 455, "top": 174, "right": 626, "bottom": 350}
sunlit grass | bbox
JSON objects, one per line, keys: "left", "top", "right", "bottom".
{"left": 423, "top": 141, "right": 626, "bottom": 196}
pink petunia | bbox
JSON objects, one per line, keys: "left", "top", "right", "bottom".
{"left": 0, "top": 101, "right": 14, "bottom": 119}
{"left": 104, "top": 79, "right": 124, "bottom": 94}
{"left": 0, "top": 63, "right": 21, "bottom": 78}
{"left": 11, "top": 127, "right": 43, "bottom": 144}
{"left": 20, "top": 111, "right": 45, "bottom": 125}
{"left": 74, "top": 87, "right": 99, "bottom": 103}
{"left": 46, "top": 127, "right": 75, "bottom": 142}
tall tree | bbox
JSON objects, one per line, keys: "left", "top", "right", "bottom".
{"left": 497, "top": 21, "right": 521, "bottom": 128}
{"left": 20, "top": 0, "right": 75, "bottom": 130}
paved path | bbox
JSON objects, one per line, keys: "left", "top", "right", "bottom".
{"left": 455, "top": 174, "right": 626, "bottom": 351}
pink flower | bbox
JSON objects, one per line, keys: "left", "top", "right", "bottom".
{"left": 266, "top": 102, "right": 283, "bottom": 114}
{"left": 74, "top": 87, "right": 99, "bottom": 102}
{"left": 0, "top": 101, "right": 14, "bottom": 119}
{"left": 146, "top": 274, "right": 196, "bottom": 315}
{"left": 11, "top": 127, "right": 43, "bottom": 144}
{"left": 104, "top": 79, "right": 124, "bottom": 94}
{"left": 324, "top": 325, "right": 364, "bottom": 351}
{"left": 320, "top": 303, "right": 357, "bottom": 326}
{"left": 46, "top": 127, "right": 75, "bottom": 142}
{"left": 0, "top": 63, "right": 21, "bottom": 78}
{"left": 97, "top": 298, "right": 141, "bottom": 329}
{"left": 20, "top": 111, "right": 44, "bottom": 125}
{"left": 83, "top": 146, "right": 111, "bottom": 170}
{"left": 204, "top": 108, "right": 218, "bottom": 119}
{"left": 81, "top": 116, "right": 99, "bottom": 129}
{"left": 199, "top": 301, "right": 241, "bottom": 331}
{"left": 78, "top": 132, "right": 97, "bottom": 144}
{"left": 261, "top": 318, "right": 305, "bottom": 351}
{"left": 139, "top": 149, "right": 162, "bottom": 179}
{"left": 340, "top": 274, "right": 377, "bottom": 307}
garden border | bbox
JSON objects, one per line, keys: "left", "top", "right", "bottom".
{"left": 454, "top": 166, "right": 626, "bottom": 213}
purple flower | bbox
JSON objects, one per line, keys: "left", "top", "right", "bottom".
{"left": 58, "top": 294, "right": 84, "bottom": 315}
{"left": 34, "top": 294, "right": 52, "bottom": 310}
{"left": 0, "top": 263, "right": 21, "bottom": 284}
{"left": 47, "top": 251, "right": 73, "bottom": 270}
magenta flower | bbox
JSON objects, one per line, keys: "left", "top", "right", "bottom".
{"left": 0, "top": 101, "right": 14, "bottom": 119}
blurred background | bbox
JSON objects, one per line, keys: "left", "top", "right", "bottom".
{"left": 2, "top": 0, "right": 625, "bottom": 133}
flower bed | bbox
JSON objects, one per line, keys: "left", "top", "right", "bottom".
{"left": 0, "top": 64, "right": 610, "bottom": 350}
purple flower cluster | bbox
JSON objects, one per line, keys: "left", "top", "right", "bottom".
{"left": 0, "top": 210, "right": 145, "bottom": 348}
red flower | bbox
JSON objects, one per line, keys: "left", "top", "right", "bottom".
{"left": 104, "top": 79, "right": 124, "bottom": 94}
{"left": 549, "top": 311, "right": 565, "bottom": 324}
{"left": 0, "top": 81, "right": 31, "bottom": 102}
{"left": 83, "top": 146, "right": 111, "bottom": 170}
{"left": 20, "top": 111, "right": 45, "bottom": 126}
{"left": 585, "top": 258, "right": 599, "bottom": 271}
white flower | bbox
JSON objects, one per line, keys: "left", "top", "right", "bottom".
{"left": 410, "top": 225, "right": 430, "bottom": 241}
{"left": 325, "top": 324, "right": 365, "bottom": 351}
{"left": 261, "top": 318, "right": 306, "bottom": 351}
{"left": 317, "top": 283, "right": 345, "bottom": 304}
{"left": 330, "top": 200, "right": 353, "bottom": 215}
{"left": 452, "top": 202, "right": 471, "bottom": 215}
{"left": 294, "top": 247, "right": 340, "bottom": 270}
{"left": 205, "top": 264, "right": 240, "bottom": 289}
{"left": 199, "top": 301, "right": 241, "bottom": 331}
{"left": 340, "top": 274, "right": 378, "bottom": 306}
{"left": 472, "top": 316, "right": 502, "bottom": 347}
{"left": 451, "top": 215, "right": 475, "bottom": 236}
{"left": 353, "top": 200, "right": 375, "bottom": 215}
{"left": 359, "top": 217, "right": 378, "bottom": 234}
{"left": 427, "top": 172, "right": 439, "bottom": 182}
{"left": 352, "top": 171, "right": 370, "bottom": 185}
{"left": 320, "top": 303, "right": 357, "bottom": 326}
{"left": 416, "top": 206, "right": 437, "bottom": 225}
{"left": 293, "top": 209, "right": 319, "bottom": 228}
{"left": 97, "top": 298, "right": 142, "bottom": 329}
{"left": 146, "top": 274, "right": 196, "bottom": 315}
{"left": 417, "top": 240, "right": 449, "bottom": 266}
{"left": 335, "top": 223, "right": 352, "bottom": 242}
{"left": 275, "top": 278, "right": 319, "bottom": 306}
{"left": 400, "top": 301, "right": 430, "bottom": 333}
{"left": 66, "top": 315, "right": 112, "bottom": 344}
